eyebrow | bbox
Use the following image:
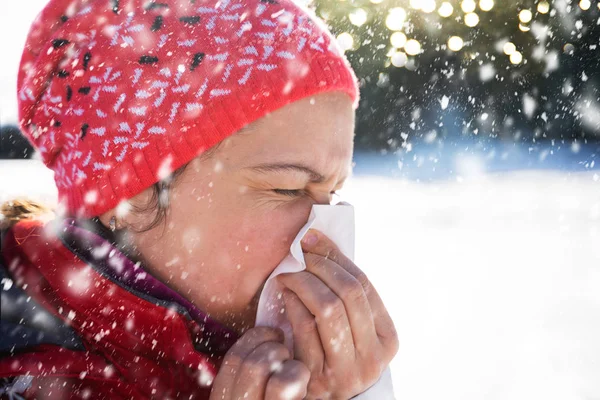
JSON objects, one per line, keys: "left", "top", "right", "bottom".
{"left": 246, "top": 163, "right": 347, "bottom": 184}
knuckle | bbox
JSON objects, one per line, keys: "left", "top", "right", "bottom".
{"left": 340, "top": 278, "right": 366, "bottom": 304}
{"left": 327, "top": 249, "right": 346, "bottom": 266}
{"left": 305, "top": 253, "right": 328, "bottom": 270}
{"left": 296, "top": 314, "right": 318, "bottom": 335}
{"left": 379, "top": 318, "right": 399, "bottom": 351}
{"left": 223, "top": 352, "right": 244, "bottom": 370}
{"left": 295, "top": 271, "right": 314, "bottom": 287}
{"left": 323, "top": 248, "right": 335, "bottom": 261}
{"left": 318, "top": 295, "right": 345, "bottom": 321}
{"left": 355, "top": 271, "right": 371, "bottom": 292}
{"left": 348, "top": 377, "right": 366, "bottom": 398}
{"left": 276, "top": 361, "right": 310, "bottom": 384}
{"left": 361, "top": 352, "right": 385, "bottom": 385}
{"left": 240, "top": 357, "right": 270, "bottom": 380}
{"left": 248, "top": 326, "right": 283, "bottom": 341}
{"left": 232, "top": 327, "right": 283, "bottom": 355}
{"left": 244, "top": 357, "right": 271, "bottom": 378}
{"left": 303, "top": 252, "right": 318, "bottom": 265}
{"left": 296, "top": 362, "right": 311, "bottom": 382}
{"left": 386, "top": 330, "right": 400, "bottom": 359}
{"left": 268, "top": 361, "right": 310, "bottom": 400}
{"left": 262, "top": 342, "right": 290, "bottom": 361}
{"left": 306, "top": 379, "right": 330, "bottom": 400}
{"left": 240, "top": 343, "right": 289, "bottom": 378}
{"left": 272, "top": 343, "right": 292, "bottom": 362}
{"left": 331, "top": 372, "right": 363, "bottom": 399}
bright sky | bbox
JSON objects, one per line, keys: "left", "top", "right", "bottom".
{"left": 0, "top": 1, "right": 49, "bottom": 125}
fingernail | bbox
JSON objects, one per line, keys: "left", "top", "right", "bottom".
{"left": 301, "top": 232, "right": 318, "bottom": 247}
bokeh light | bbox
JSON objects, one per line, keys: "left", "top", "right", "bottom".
{"left": 438, "top": 2, "right": 454, "bottom": 17}
{"left": 503, "top": 41, "right": 516, "bottom": 55}
{"left": 519, "top": 9, "right": 532, "bottom": 23}
{"left": 563, "top": 43, "right": 575, "bottom": 54}
{"left": 405, "top": 39, "right": 422, "bottom": 55}
{"left": 386, "top": 7, "right": 407, "bottom": 31}
{"left": 461, "top": 0, "right": 477, "bottom": 13}
{"left": 537, "top": 1, "right": 550, "bottom": 14}
{"left": 390, "top": 32, "right": 407, "bottom": 48}
{"left": 336, "top": 32, "right": 354, "bottom": 51}
{"left": 510, "top": 50, "right": 523, "bottom": 64}
{"left": 391, "top": 51, "right": 408, "bottom": 67}
{"left": 422, "top": 0, "right": 437, "bottom": 13}
{"left": 479, "top": 0, "right": 494, "bottom": 11}
{"left": 349, "top": 8, "right": 368, "bottom": 26}
{"left": 519, "top": 23, "right": 530, "bottom": 32}
{"left": 464, "top": 12, "right": 479, "bottom": 27}
{"left": 409, "top": 0, "right": 422, "bottom": 10}
{"left": 579, "top": 0, "right": 591, "bottom": 10}
{"left": 448, "top": 36, "right": 464, "bottom": 51}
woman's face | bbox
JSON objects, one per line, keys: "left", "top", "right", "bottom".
{"left": 102, "top": 91, "right": 355, "bottom": 332}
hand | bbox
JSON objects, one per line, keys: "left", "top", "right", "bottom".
{"left": 277, "top": 229, "right": 399, "bottom": 399}
{"left": 210, "top": 327, "right": 310, "bottom": 400}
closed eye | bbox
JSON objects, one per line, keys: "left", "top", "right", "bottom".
{"left": 272, "top": 189, "right": 304, "bottom": 197}
{"left": 272, "top": 189, "right": 340, "bottom": 197}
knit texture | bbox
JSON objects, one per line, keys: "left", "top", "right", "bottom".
{"left": 17, "top": 0, "right": 360, "bottom": 218}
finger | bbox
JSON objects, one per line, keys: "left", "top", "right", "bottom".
{"left": 232, "top": 341, "right": 291, "bottom": 400}
{"left": 282, "top": 288, "right": 325, "bottom": 372}
{"left": 303, "top": 252, "right": 378, "bottom": 356}
{"left": 278, "top": 271, "right": 355, "bottom": 367}
{"left": 211, "top": 327, "right": 283, "bottom": 400}
{"left": 301, "top": 229, "right": 398, "bottom": 348}
{"left": 265, "top": 359, "right": 310, "bottom": 400}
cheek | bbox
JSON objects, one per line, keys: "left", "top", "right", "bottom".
{"left": 166, "top": 181, "right": 313, "bottom": 303}
{"left": 222, "top": 202, "right": 311, "bottom": 278}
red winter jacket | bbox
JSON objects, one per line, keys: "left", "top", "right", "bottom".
{"left": 0, "top": 218, "right": 239, "bottom": 399}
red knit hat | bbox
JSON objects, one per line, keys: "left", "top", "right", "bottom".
{"left": 18, "top": 0, "right": 360, "bottom": 219}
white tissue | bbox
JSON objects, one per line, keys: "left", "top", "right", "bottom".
{"left": 255, "top": 203, "right": 355, "bottom": 350}
{"left": 254, "top": 202, "right": 396, "bottom": 399}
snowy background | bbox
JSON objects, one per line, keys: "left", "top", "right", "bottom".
{"left": 2, "top": 1, "right": 600, "bottom": 400}
{"left": 1, "top": 159, "right": 599, "bottom": 400}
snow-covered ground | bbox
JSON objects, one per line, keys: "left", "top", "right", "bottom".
{"left": 1, "top": 159, "right": 599, "bottom": 400}
{"left": 346, "top": 171, "right": 600, "bottom": 400}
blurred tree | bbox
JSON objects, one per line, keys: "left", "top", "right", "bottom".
{"left": 310, "top": 0, "right": 600, "bottom": 150}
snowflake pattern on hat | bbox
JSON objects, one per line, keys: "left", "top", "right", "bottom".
{"left": 17, "top": 0, "right": 360, "bottom": 218}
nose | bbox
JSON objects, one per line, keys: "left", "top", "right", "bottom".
{"left": 309, "top": 191, "right": 336, "bottom": 206}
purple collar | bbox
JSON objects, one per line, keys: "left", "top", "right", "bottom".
{"left": 59, "top": 218, "right": 239, "bottom": 353}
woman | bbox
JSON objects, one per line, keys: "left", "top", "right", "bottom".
{"left": 0, "top": 0, "right": 398, "bottom": 398}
